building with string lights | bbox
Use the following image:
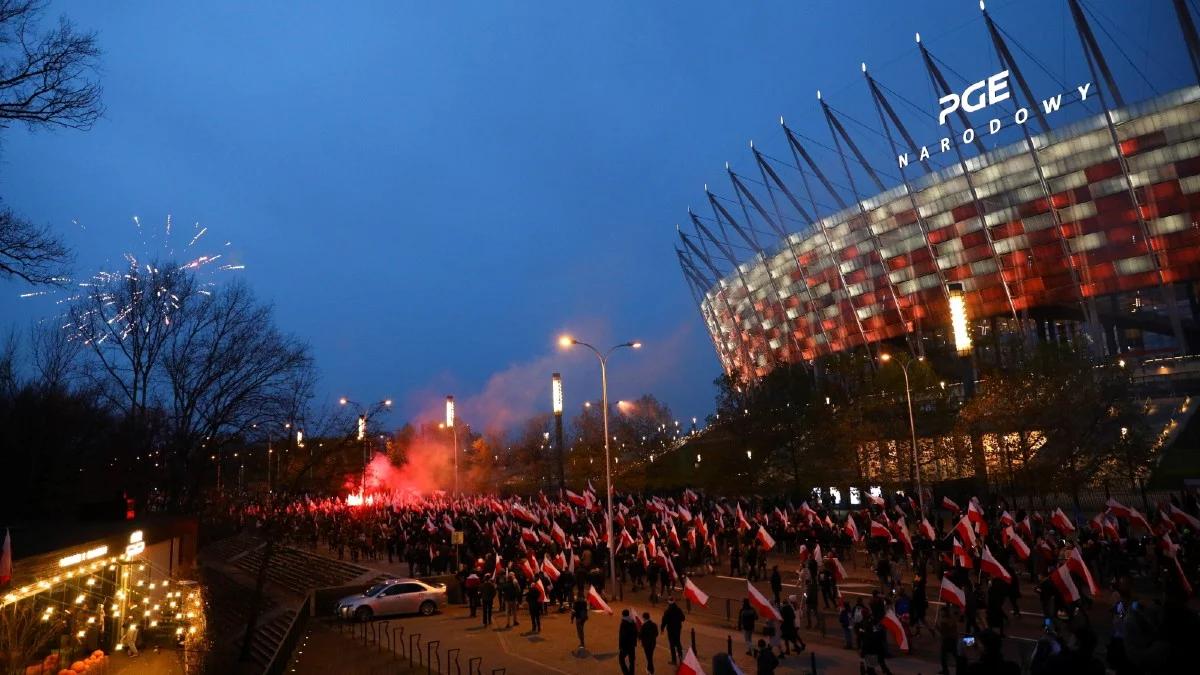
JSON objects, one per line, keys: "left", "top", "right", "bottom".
{"left": 677, "top": 0, "right": 1200, "bottom": 381}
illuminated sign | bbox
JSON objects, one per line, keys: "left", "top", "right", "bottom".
{"left": 125, "top": 530, "right": 145, "bottom": 558}
{"left": 898, "top": 69, "right": 1094, "bottom": 169}
{"left": 59, "top": 546, "right": 109, "bottom": 568}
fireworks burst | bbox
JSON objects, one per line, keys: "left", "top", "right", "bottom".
{"left": 19, "top": 214, "right": 244, "bottom": 343}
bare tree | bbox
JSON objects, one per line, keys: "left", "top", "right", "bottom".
{"left": 0, "top": 0, "right": 102, "bottom": 131}
{"left": 0, "top": 602, "right": 64, "bottom": 675}
{"left": 28, "top": 318, "right": 78, "bottom": 390}
{"left": 0, "top": 207, "right": 69, "bottom": 285}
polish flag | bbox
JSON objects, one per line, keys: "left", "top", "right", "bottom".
{"left": 620, "top": 528, "right": 636, "bottom": 550}
{"left": 542, "top": 557, "right": 561, "bottom": 582}
{"left": 1105, "top": 497, "right": 1132, "bottom": 520}
{"left": 511, "top": 502, "right": 539, "bottom": 524}
{"left": 939, "top": 575, "right": 966, "bottom": 610}
{"left": 1050, "top": 564, "right": 1080, "bottom": 604}
{"left": 941, "top": 496, "right": 961, "bottom": 514}
{"left": 521, "top": 527, "right": 538, "bottom": 543}
{"left": 552, "top": 521, "right": 566, "bottom": 546}
{"left": 1128, "top": 508, "right": 1152, "bottom": 532}
{"left": 798, "top": 544, "right": 811, "bottom": 564}
{"left": 493, "top": 555, "right": 504, "bottom": 577}
{"left": 1103, "top": 517, "right": 1120, "bottom": 542}
{"left": 896, "top": 518, "right": 913, "bottom": 554}
{"left": 565, "top": 489, "right": 587, "bottom": 508}
{"left": 980, "top": 546, "right": 1012, "bottom": 584}
{"left": 0, "top": 529, "right": 10, "bottom": 586}
{"left": 669, "top": 524, "right": 681, "bottom": 549}
{"left": 829, "top": 556, "right": 848, "bottom": 582}
{"left": 586, "top": 585, "right": 613, "bottom": 614}
{"left": 953, "top": 538, "right": 974, "bottom": 569}
{"left": 1007, "top": 529, "right": 1030, "bottom": 560}
{"left": 678, "top": 505, "right": 693, "bottom": 522}
{"left": 747, "top": 580, "right": 781, "bottom": 621}
{"left": 756, "top": 526, "right": 776, "bottom": 551}
{"left": 532, "top": 579, "right": 548, "bottom": 604}
{"left": 867, "top": 493, "right": 885, "bottom": 507}
{"left": 1017, "top": 516, "right": 1033, "bottom": 539}
{"left": 683, "top": 577, "right": 709, "bottom": 608}
{"left": 882, "top": 608, "right": 909, "bottom": 653}
{"left": 1167, "top": 504, "right": 1200, "bottom": 531}
{"left": 844, "top": 516, "right": 860, "bottom": 541}
{"left": 736, "top": 504, "right": 751, "bottom": 533}
{"left": 999, "top": 510, "right": 1015, "bottom": 527}
{"left": 1051, "top": 508, "right": 1075, "bottom": 534}
{"left": 677, "top": 648, "right": 706, "bottom": 675}
{"left": 520, "top": 559, "right": 536, "bottom": 581}
{"left": 967, "top": 500, "right": 985, "bottom": 526}
{"left": 798, "top": 501, "right": 817, "bottom": 518}
{"left": 870, "top": 520, "right": 891, "bottom": 539}
{"left": 687, "top": 528, "right": 697, "bottom": 550}
{"left": 954, "top": 516, "right": 977, "bottom": 548}
{"left": 1088, "top": 513, "right": 1105, "bottom": 533}
{"left": 1067, "top": 548, "right": 1099, "bottom": 596}
{"left": 919, "top": 517, "right": 936, "bottom": 540}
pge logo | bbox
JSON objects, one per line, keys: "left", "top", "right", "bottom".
{"left": 938, "top": 69, "right": 1010, "bottom": 126}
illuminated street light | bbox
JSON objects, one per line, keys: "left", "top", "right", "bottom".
{"left": 879, "top": 352, "right": 926, "bottom": 514}
{"left": 947, "top": 283, "right": 972, "bottom": 355}
{"left": 552, "top": 373, "right": 565, "bottom": 490}
{"left": 446, "top": 395, "right": 459, "bottom": 495}
{"left": 558, "top": 333, "right": 642, "bottom": 596}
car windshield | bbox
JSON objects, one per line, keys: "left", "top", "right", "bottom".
{"left": 363, "top": 584, "right": 389, "bottom": 597}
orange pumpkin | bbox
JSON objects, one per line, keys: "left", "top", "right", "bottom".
{"left": 91, "top": 651, "right": 103, "bottom": 659}
{"left": 24, "top": 664, "right": 42, "bottom": 675}
{"left": 70, "top": 662, "right": 85, "bottom": 673}
{"left": 58, "top": 670, "right": 73, "bottom": 675}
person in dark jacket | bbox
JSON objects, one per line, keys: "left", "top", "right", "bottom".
{"left": 639, "top": 612, "right": 659, "bottom": 674}
{"left": 618, "top": 609, "right": 639, "bottom": 675}
{"left": 480, "top": 575, "right": 496, "bottom": 626}
{"left": 661, "top": 598, "right": 686, "bottom": 664}
{"left": 770, "top": 566, "right": 783, "bottom": 605}
{"left": 739, "top": 599, "right": 758, "bottom": 654}
{"left": 571, "top": 592, "right": 589, "bottom": 652}
{"left": 756, "top": 638, "right": 780, "bottom": 674}
{"left": 780, "top": 595, "right": 805, "bottom": 654}
{"left": 525, "top": 584, "right": 542, "bottom": 633}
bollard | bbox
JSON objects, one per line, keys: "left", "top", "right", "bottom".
{"left": 468, "top": 656, "right": 482, "bottom": 675}
{"left": 725, "top": 598, "right": 731, "bottom": 623}
{"left": 690, "top": 628, "right": 697, "bottom": 657}
{"left": 810, "top": 651, "right": 817, "bottom": 675}
{"left": 446, "top": 647, "right": 461, "bottom": 675}
{"left": 409, "top": 633, "right": 422, "bottom": 666}
{"left": 377, "top": 620, "right": 389, "bottom": 652}
{"left": 426, "top": 639, "right": 440, "bottom": 675}
{"left": 726, "top": 635, "right": 732, "bottom": 656}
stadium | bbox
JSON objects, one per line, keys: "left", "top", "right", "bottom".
{"left": 678, "top": 0, "right": 1200, "bottom": 380}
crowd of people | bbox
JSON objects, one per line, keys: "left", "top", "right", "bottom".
{"left": 208, "top": 485, "right": 1200, "bottom": 674}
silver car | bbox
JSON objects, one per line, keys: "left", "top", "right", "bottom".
{"left": 336, "top": 578, "right": 448, "bottom": 621}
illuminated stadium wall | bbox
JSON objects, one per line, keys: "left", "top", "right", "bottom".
{"left": 679, "top": 1, "right": 1200, "bottom": 381}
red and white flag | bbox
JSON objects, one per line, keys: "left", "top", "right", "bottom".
{"left": 882, "top": 608, "right": 909, "bottom": 652}
{"left": 829, "top": 556, "right": 848, "bottom": 582}
{"left": 520, "top": 558, "right": 536, "bottom": 581}
{"left": 980, "top": 545, "right": 1012, "bottom": 584}
{"left": 940, "top": 575, "right": 966, "bottom": 610}
{"left": 1167, "top": 504, "right": 1200, "bottom": 531}
{"left": 870, "top": 519, "right": 891, "bottom": 539}
{"left": 736, "top": 504, "right": 751, "bottom": 533}
{"left": 1006, "top": 527, "right": 1030, "bottom": 560}
{"left": 1067, "top": 547, "right": 1099, "bottom": 596}
{"left": 895, "top": 517, "right": 913, "bottom": 554}
{"left": 941, "top": 496, "right": 961, "bottom": 514}
{"left": 532, "top": 579, "right": 548, "bottom": 604}
{"left": 867, "top": 492, "right": 885, "bottom": 507}
{"left": 586, "top": 585, "right": 613, "bottom": 614}
{"left": 844, "top": 515, "right": 860, "bottom": 541}
{"left": 953, "top": 537, "right": 974, "bottom": 569}
{"left": 1051, "top": 508, "right": 1075, "bottom": 534}
{"left": 747, "top": 580, "right": 781, "bottom": 621}
{"left": 1105, "top": 497, "right": 1132, "bottom": 520}
{"left": 551, "top": 521, "right": 566, "bottom": 546}
{"left": 954, "top": 516, "right": 977, "bottom": 548}
{"left": 967, "top": 500, "right": 985, "bottom": 526}
{"left": 0, "top": 529, "right": 9, "bottom": 586}
{"left": 566, "top": 489, "right": 587, "bottom": 508}
{"left": 1050, "top": 564, "right": 1080, "bottom": 604}
{"left": 677, "top": 648, "right": 706, "bottom": 675}
{"left": 999, "top": 510, "right": 1015, "bottom": 527}
{"left": 1128, "top": 508, "right": 1152, "bottom": 532}
{"left": 756, "top": 526, "right": 776, "bottom": 551}
{"left": 683, "top": 577, "right": 709, "bottom": 608}
{"left": 541, "top": 557, "right": 561, "bottom": 582}
{"left": 620, "top": 528, "right": 636, "bottom": 550}
{"left": 919, "top": 517, "right": 936, "bottom": 540}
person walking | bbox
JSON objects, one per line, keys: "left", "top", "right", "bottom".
{"left": 480, "top": 574, "right": 496, "bottom": 626}
{"left": 781, "top": 595, "right": 805, "bottom": 655}
{"left": 661, "top": 598, "right": 686, "bottom": 665}
{"left": 838, "top": 600, "right": 854, "bottom": 649}
{"left": 639, "top": 611, "right": 659, "bottom": 674}
{"left": 570, "top": 592, "right": 588, "bottom": 652}
{"left": 936, "top": 602, "right": 960, "bottom": 675}
{"left": 525, "top": 583, "right": 542, "bottom": 633}
{"left": 503, "top": 573, "right": 521, "bottom": 628}
{"left": 618, "top": 609, "right": 639, "bottom": 675}
{"left": 739, "top": 599, "right": 758, "bottom": 655}
{"left": 770, "top": 566, "right": 783, "bottom": 605}
{"left": 756, "top": 638, "right": 780, "bottom": 674}
{"left": 120, "top": 622, "right": 139, "bottom": 657}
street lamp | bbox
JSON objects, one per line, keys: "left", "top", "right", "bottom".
{"left": 880, "top": 352, "right": 926, "bottom": 514}
{"left": 340, "top": 397, "right": 393, "bottom": 492}
{"left": 446, "top": 395, "right": 459, "bottom": 495}
{"left": 559, "top": 333, "right": 642, "bottom": 596}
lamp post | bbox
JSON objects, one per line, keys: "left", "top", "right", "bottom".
{"left": 880, "top": 352, "right": 925, "bottom": 514}
{"left": 552, "top": 373, "right": 566, "bottom": 491}
{"left": 559, "top": 334, "right": 642, "bottom": 595}
{"left": 445, "top": 396, "right": 459, "bottom": 495}
{"left": 339, "top": 396, "right": 393, "bottom": 492}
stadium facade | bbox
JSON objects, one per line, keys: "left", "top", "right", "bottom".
{"left": 677, "top": 0, "right": 1200, "bottom": 380}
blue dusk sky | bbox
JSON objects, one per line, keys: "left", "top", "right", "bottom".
{"left": 0, "top": 1, "right": 1189, "bottom": 433}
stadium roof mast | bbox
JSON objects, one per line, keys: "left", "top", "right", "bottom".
{"left": 677, "top": 228, "right": 757, "bottom": 377}
{"left": 915, "top": 32, "right": 1022, "bottom": 328}
{"left": 706, "top": 179, "right": 809, "bottom": 369}
{"left": 675, "top": 245, "right": 736, "bottom": 378}
{"left": 861, "top": 61, "right": 952, "bottom": 355}
{"left": 1067, "top": 0, "right": 1188, "bottom": 353}
{"left": 732, "top": 155, "right": 836, "bottom": 358}
{"left": 1173, "top": 0, "right": 1200, "bottom": 84}
{"left": 779, "top": 120, "right": 874, "bottom": 355}
{"left": 817, "top": 91, "right": 917, "bottom": 358}
{"left": 688, "top": 207, "right": 782, "bottom": 373}
{"left": 978, "top": 0, "right": 1093, "bottom": 345}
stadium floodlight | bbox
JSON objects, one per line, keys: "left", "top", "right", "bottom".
{"left": 948, "top": 283, "right": 972, "bottom": 355}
